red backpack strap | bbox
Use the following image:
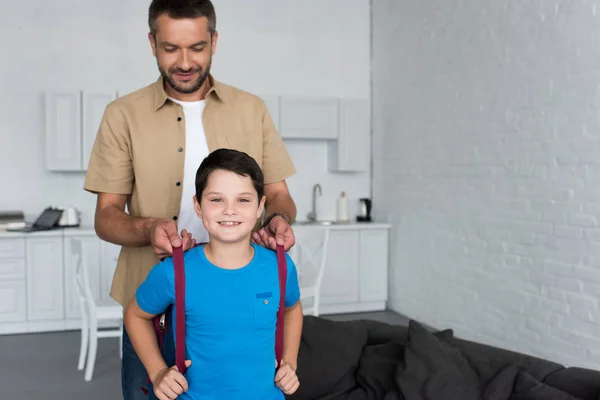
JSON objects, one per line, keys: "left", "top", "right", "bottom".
{"left": 275, "top": 245, "right": 287, "bottom": 363}
{"left": 172, "top": 245, "right": 187, "bottom": 374}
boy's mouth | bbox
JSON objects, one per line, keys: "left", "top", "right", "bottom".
{"left": 218, "top": 221, "right": 241, "bottom": 226}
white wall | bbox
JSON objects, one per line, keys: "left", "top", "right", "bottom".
{"left": 373, "top": 0, "right": 600, "bottom": 369}
{"left": 0, "top": 0, "right": 370, "bottom": 224}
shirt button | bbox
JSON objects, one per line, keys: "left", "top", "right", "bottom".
{"left": 177, "top": 117, "right": 182, "bottom": 121}
{"left": 264, "top": 300, "right": 269, "bottom": 305}
{"left": 173, "top": 216, "right": 178, "bottom": 221}
{"left": 176, "top": 181, "right": 181, "bottom": 186}
{"left": 177, "top": 147, "right": 183, "bottom": 152}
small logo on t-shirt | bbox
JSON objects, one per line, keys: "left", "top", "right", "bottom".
{"left": 255, "top": 292, "right": 272, "bottom": 299}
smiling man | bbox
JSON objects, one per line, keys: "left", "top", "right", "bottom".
{"left": 83, "top": 0, "right": 297, "bottom": 398}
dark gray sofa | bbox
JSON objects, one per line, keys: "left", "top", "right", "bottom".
{"left": 289, "top": 316, "right": 600, "bottom": 400}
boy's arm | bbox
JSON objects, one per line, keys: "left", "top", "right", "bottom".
{"left": 124, "top": 298, "right": 169, "bottom": 382}
{"left": 281, "top": 301, "right": 303, "bottom": 371}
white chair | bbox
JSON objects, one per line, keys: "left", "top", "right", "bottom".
{"left": 289, "top": 228, "right": 330, "bottom": 316}
{"left": 70, "top": 238, "right": 123, "bottom": 382}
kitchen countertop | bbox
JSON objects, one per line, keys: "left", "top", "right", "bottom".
{"left": 292, "top": 221, "right": 391, "bottom": 229}
{"left": 0, "top": 221, "right": 391, "bottom": 239}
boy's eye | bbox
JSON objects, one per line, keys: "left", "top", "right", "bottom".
{"left": 239, "top": 198, "right": 250, "bottom": 203}
{"left": 210, "top": 198, "right": 222, "bottom": 202}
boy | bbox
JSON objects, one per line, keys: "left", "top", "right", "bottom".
{"left": 124, "top": 149, "right": 303, "bottom": 400}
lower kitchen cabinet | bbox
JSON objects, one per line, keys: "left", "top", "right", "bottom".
{"left": 0, "top": 223, "right": 390, "bottom": 335}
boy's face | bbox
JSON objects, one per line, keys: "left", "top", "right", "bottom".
{"left": 193, "top": 169, "right": 265, "bottom": 244}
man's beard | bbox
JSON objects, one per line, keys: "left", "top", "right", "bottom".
{"left": 160, "top": 58, "right": 212, "bottom": 94}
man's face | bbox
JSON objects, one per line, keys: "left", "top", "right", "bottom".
{"left": 149, "top": 15, "right": 218, "bottom": 95}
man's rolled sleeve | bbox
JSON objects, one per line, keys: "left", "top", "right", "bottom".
{"left": 261, "top": 102, "right": 296, "bottom": 184}
{"left": 84, "top": 104, "right": 134, "bottom": 195}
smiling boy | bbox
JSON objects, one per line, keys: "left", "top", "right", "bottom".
{"left": 124, "top": 149, "right": 303, "bottom": 400}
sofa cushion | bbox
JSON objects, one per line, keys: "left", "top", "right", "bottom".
{"left": 451, "top": 337, "right": 564, "bottom": 385}
{"left": 543, "top": 367, "right": 600, "bottom": 400}
{"left": 291, "top": 316, "right": 368, "bottom": 400}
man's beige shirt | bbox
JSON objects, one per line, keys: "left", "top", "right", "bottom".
{"left": 84, "top": 76, "right": 296, "bottom": 306}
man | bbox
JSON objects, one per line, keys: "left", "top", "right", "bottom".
{"left": 83, "top": 0, "right": 297, "bottom": 398}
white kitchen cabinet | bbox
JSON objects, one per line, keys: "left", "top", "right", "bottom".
{"left": 359, "top": 229, "right": 389, "bottom": 302}
{"left": 0, "top": 238, "right": 26, "bottom": 323}
{"left": 82, "top": 91, "right": 118, "bottom": 170}
{"left": 45, "top": 91, "right": 82, "bottom": 171}
{"left": 280, "top": 97, "right": 339, "bottom": 139}
{"left": 26, "top": 236, "right": 64, "bottom": 321}
{"left": 45, "top": 90, "right": 117, "bottom": 172}
{"left": 0, "top": 223, "right": 389, "bottom": 334}
{"left": 328, "top": 98, "right": 370, "bottom": 172}
{"left": 293, "top": 223, "right": 391, "bottom": 314}
{"left": 320, "top": 230, "right": 360, "bottom": 305}
{"left": 0, "top": 281, "right": 26, "bottom": 322}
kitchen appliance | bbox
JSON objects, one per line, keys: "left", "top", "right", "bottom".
{"left": 7, "top": 207, "right": 63, "bottom": 232}
{"left": 356, "top": 198, "right": 372, "bottom": 222}
{"left": 57, "top": 206, "right": 81, "bottom": 227}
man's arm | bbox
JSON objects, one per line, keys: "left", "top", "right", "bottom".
{"left": 94, "top": 193, "right": 193, "bottom": 257}
{"left": 263, "top": 181, "right": 297, "bottom": 224}
{"left": 281, "top": 301, "right": 303, "bottom": 370}
{"left": 95, "top": 193, "right": 155, "bottom": 246}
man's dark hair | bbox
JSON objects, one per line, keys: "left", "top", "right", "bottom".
{"left": 148, "top": 0, "right": 216, "bottom": 37}
{"left": 195, "top": 149, "right": 265, "bottom": 201}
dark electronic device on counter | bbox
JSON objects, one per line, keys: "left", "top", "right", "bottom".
{"left": 7, "top": 207, "right": 64, "bottom": 232}
{"left": 356, "top": 198, "right": 372, "bottom": 222}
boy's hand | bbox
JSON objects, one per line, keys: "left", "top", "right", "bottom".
{"left": 152, "top": 360, "right": 192, "bottom": 400}
{"left": 275, "top": 360, "right": 300, "bottom": 395}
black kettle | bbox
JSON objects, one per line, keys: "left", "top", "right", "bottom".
{"left": 357, "top": 198, "right": 372, "bottom": 222}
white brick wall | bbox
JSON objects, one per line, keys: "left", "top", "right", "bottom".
{"left": 372, "top": 0, "right": 600, "bottom": 369}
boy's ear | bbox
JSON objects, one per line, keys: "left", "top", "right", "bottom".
{"left": 256, "top": 195, "right": 266, "bottom": 218}
{"left": 193, "top": 195, "right": 202, "bottom": 218}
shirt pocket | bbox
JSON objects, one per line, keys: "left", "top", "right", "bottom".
{"left": 253, "top": 291, "right": 277, "bottom": 329}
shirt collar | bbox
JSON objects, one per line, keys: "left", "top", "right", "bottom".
{"left": 152, "top": 74, "right": 225, "bottom": 111}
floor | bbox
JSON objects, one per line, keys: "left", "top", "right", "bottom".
{"left": 0, "top": 311, "right": 410, "bottom": 400}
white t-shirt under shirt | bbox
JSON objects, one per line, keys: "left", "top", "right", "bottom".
{"left": 169, "top": 97, "right": 210, "bottom": 243}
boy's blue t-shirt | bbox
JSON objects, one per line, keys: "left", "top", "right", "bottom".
{"left": 136, "top": 243, "right": 300, "bottom": 400}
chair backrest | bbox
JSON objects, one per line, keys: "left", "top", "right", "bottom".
{"left": 70, "top": 238, "right": 97, "bottom": 309}
{"left": 289, "top": 228, "right": 330, "bottom": 314}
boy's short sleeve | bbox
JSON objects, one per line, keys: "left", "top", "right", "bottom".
{"left": 284, "top": 253, "right": 301, "bottom": 308}
{"left": 136, "top": 258, "right": 175, "bottom": 315}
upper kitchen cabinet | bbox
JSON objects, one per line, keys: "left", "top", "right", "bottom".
{"left": 45, "top": 90, "right": 117, "bottom": 171}
{"left": 82, "top": 92, "right": 118, "bottom": 169}
{"left": 280, "top": 96, "right": 339, "bottom": 139}
{"left": 328, "top": 98, "right": 370, "bottom": 172}
{"left": 45, "top": 91, "right": 82, "bottom": 171}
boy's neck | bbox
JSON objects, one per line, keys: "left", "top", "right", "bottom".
{"left": 204, "top": 238, "right": 254, "bottom": 270}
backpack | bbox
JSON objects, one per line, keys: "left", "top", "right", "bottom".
{"left": 150, "top": 244, "right": 288, "bottom": 376}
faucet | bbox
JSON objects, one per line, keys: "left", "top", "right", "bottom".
{"left": 306, "top": 183, "right": 322, "bottom": 221}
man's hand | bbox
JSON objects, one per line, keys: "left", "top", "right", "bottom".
{"left": 146, "top": 218, "right": 196, "bottom": 258}
{"left": 152, "top": 360, "right": 192, "bottom": 400}
{"left": 275, "top": 360, "right": 299, "bottom": 395}
{"left": 252, "top": 215, "right": 295, "bottom": 251}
